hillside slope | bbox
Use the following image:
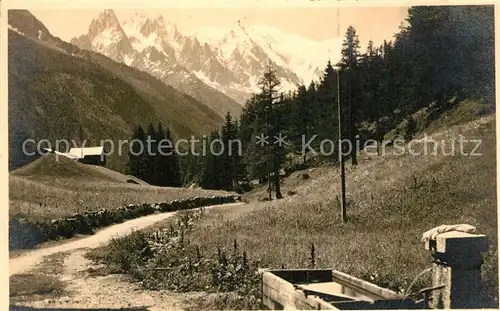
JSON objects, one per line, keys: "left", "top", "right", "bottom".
{"left": 8, "top": 10, "right": 224, "bottom": 171}
{"left": 238, "top": 116, "right": 498, "bottom": 303}
{"left": 11, "top": 153, "right": 126, "bottom": 183}
{"left": 100, "top": 114, "right": 498, "bottom": 308}
{"left": 9, "top": 154, "right": 234, "bottom": 221}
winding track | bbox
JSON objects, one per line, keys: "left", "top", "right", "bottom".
{"left": 10, "top": 202, "right": 244, "bottom": 276}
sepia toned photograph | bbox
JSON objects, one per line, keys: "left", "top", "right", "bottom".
{"left": 6, "top": 2, "right": 497, "bottom": 310}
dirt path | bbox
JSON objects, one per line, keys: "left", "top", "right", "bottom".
{"left": 10, "top": 202, "right": 243, "bottom": 277}
{"left": 10, "top": 203, "right": 244, "bottom": 310}
{"left": 13, "top": 249, "right": 204, "bottom": 310}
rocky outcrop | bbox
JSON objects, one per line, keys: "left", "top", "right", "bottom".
{"left": 9, "top": 195, "right": 241, "bottom": 250}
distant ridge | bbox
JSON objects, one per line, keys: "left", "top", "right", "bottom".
{"left": 8, "top": 10, "right": 225, "bottom": 172}
{"left": 71, "top": 9, "right": 243, "bottom": 115}
{"left": 70, "top": 9, "right": 342, "bottom": 104}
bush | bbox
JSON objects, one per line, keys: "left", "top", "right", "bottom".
{"left": 97, "top": 230, "right": 153, "bottom": 273}
{"left": 402, "top": 116, "right": 417, "bottom": 142}
{"left": 88, "top": 209, "right": 262, "bottom": 309}
{"left": 10, "top": 195, "right": 238, "bottom": 250}
{"left": 9, "top": 218, "right": 47, "bottom": 249}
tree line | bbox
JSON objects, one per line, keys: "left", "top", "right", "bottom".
{"left": 127, "top": 123, "right": 182, "bottom": 187}
{"left": 126, "top": 6, "right": 494, "bottom": 193}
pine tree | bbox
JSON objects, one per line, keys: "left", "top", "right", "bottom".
{"left": 231, "top": 119, "right": 247, "bottom": 192}
{"left": 338, "top": 25, "right": 362, "bottom": 166}
{"left": 155, "top": 122, "right": 167, "bottom": 186}
{"left": 304, "top": 81, "right": 319, "bottom": 157}
{"left": 239, "top": 93, "right": 268, "bottom": 184}
{"left": 165, "top": 127, "right": 182, "bottom": 187}
{"left": 359, "top": 40, "right": 384, "bottom": 123}
{"left": 258, "top": 62, "right": 284, "bottom": 199}
{"left": 317, "top": 61, "right": 340, "bottom": 156}
{"left": 145, "top": 123, "right": 158, "bottom": 184}
{"left": 201, "top": 130, "right": 222, "bottom": 189}
{"left": 291, "top": 85, "right": 309, "bottom": 163}
{"left": 221, "top": 112, "right": 242, "bottom": 190}
{"left": 127, "top": 125, "right": 147, "bottom": 180}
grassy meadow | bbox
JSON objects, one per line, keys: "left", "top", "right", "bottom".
{"left": 89, "top": 114, "right": 498, "bottom": 309}
{"left": 9, "top": 154, "right": 233, "bottom": 222}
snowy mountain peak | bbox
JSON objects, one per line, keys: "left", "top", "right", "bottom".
{"left": 122, "top": 13, "right": 169, "bottom": 37}
{"left": 102, "top": 9, "right": 118, "bottom": 19}
{"left": 223, "top": 22, "right": 252, "bottom": 42}
{"left": 141, "top": 18, "right": 162, "bottom": 37}
{"left": 85, "top": 10, "right": 134, "bottom": 63}
{"left": 88, "top": 9, "right": 122, "bottom": 38}
{"left": 119, "top": 15, "right": 166, "bottom": 57}
{"left": 216, "top": 22, "right": 261, "bottom": 62}
{"left": 71, "top": 10, "right": 342, "bottom": 105}
{"left": 195, "top": 26, "right": 227, "bottom": 45}
{"left": 153, "top": 14, "right": 174, "bottom": 32}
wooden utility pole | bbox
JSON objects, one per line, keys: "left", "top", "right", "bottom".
{"left": 265, "top": 106, "right": 272, "bottom": 201}
{"left": 336, "top": 10, "right": 346, "bottom": 222}
{"left": 337, "top": 68, "right": 347, "bottom": 223}
{"left": 272, "top": 102, "right": 283, "bottom": 199}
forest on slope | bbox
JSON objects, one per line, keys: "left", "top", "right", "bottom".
{"left": 184, "top": 5, "right": 495, "bottom": 192}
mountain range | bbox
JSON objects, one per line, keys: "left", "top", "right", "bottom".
{"left": 70, "top": 10, "right": 342, "bottom": 104}
{"left": 8, "top": 9, "right": 342, "bottom": 172}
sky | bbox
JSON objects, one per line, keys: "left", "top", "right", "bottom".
{"left": 30, "top": 7, "right": 409, "bottom": 47}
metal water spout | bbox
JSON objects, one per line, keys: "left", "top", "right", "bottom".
{"left": 403, "top": 267, "right": 433, "bottom": 299}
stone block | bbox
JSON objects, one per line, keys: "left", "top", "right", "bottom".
{"left": 425, "top": 232, "right": 487, "bottom": 252}
{"left": 426, "top": 232, "right": 488, "bottom": 266}
{"left": 425, "top": 230, "right": 489, "bottom": 308}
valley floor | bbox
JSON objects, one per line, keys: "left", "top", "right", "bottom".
{"left": 9, "top": 115, "right": 498, "bottom": 310}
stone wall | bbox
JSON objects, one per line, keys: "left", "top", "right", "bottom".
{"left": 9, "top": 195, "right": 241, "bottom": 250}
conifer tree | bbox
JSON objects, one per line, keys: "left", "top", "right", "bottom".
{"left": 145, "top": 123, "right": 158, "bottom": 184}
{"left": 317, "top": 61, "right": 340, "bottom": 153}
{"left": 258, "top": 62, "right": 284, "bottom": 199}
{"left": 220, "top": 112, "right": 239, "bottom": 191}
{"left": 291, "top": 85, "right": 309, "bottom": 163}
{"left": 201, "top": 130, "right": 222, "bottom": 189}
{"left": 338, "top": 25, "right": 362, "bottom": 166}
{"left": 165, "top": 127, "right": 182, "bottom": 187}
{"left": 127, "top": 125, "right": 147, "bottom": 180}
{"left": 155, "top": 122, "right": 167, "bottom": 186}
